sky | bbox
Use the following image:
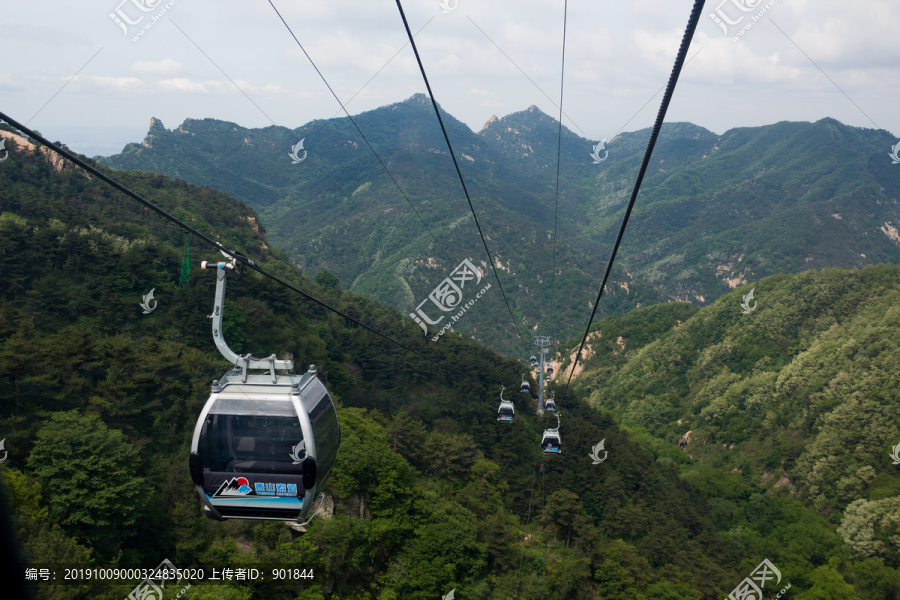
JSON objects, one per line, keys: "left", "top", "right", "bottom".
{"left": 2, "top": 0, "right": 899, "bottom": 157}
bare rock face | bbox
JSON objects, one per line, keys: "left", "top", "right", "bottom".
{"left": 0, "top": 130, "right": 78, "bottom": 173}
{"left": 341, "top": 494, "right": 372, "bottom": 520}
{"left": 678, "top": 430, "right": 693, "bottom": 448}
{"left": 320, "top": 493, "right": 335, "bottom": 519}
{"left": 774, "top": 471, "right": 796, "bottom": 492}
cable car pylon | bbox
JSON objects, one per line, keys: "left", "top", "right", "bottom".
{"left": 534, "top": 336, "right": 551, "bottom": 415}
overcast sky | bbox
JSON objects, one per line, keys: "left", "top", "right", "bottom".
{"left": 3, "top": 0, "right": 899, "bottom": 157}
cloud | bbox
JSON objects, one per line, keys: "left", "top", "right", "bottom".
{"left": 87, "top": 76, "right": 146, "bottom": 92}
{"left": 633, "top": 28, "right": 686, "bottom": 75}
{"left": 157, "top": 78, "right": 225, "bottom": 94}
{"left": 130, "top": 59, "right": 183, "bottom": 75}
{"left": 783, "top": 0, "right": 900, "bottom": 67}
{"left": 677, "top": 34, "right": 802, "bottom": 86}
{"left": 155, "top": 77, "right": 290, "bottom": 98}
{"left": 255, "top": 83, "right": 290, "bottom": 96}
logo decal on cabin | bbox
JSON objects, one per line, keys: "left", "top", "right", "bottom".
{"left": 254, "top": 482, "right": 298, "bottom": 497}
{"left": 215, "top": 477, "right": 254, "bottom": 497}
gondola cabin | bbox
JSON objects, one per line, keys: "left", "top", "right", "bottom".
{"left": 544, "top": 397, "right": 556, "bottom": 412}
{"left": 190, "top": 367, "right": 339, "bottom": 521}
{"left": 190, "top": 258, "right": 340, "bottom": 523}
{"left": 546, "top": 365, "right": 554, "bottom": 375}
{"left": 541, "top": 429, "right": 561, "bottom": 453}
{"left": 497, "top": 386, "right": 515, "bottom": 422}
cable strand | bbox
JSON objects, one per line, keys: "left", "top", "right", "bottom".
{"left": 561, "top": 0, "right": 706, "bottom": 400}
{"left": 394, "top": 0, "right": 528, "bottom": 355}
{"left": 551, "top": 0, "right": 569, "bottom": 347}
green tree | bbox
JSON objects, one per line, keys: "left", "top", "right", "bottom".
{"left": 423, "top": 430, "right": 477, "bottom": 484}
{"left": 315, "top": 270, "right": 343, "bottom": 294}
{"left": 2, "top": 467, "right": 94, "bottom": 600}
{"left": 847, "top": 558, "right": 899, "bottom": 600}
{"left": 544, "top": 489, "right": 592, "bottom": 548}
{"left": 838, "top": 497, "right": 900, "bottom": 565}
{"left": 794, "top": 564, "right": 856, "bottom": 600}
{"left": 387, "top": 411, "right": 428, "bottom": 467}
{"left": 594, "top": 552, "right": 640, "bottom": 600}
{"left": 544, "top": 551, "right": 593, "bottom": 599}
{"left": 26, "top": 411, "right": 147, "bottom": 557}
{"left": 381, "top": 496, "right": 486, "bottom": 599}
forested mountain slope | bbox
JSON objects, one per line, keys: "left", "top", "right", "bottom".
{"left": 99, "top": 97, "right": 900, "bottom": 355}
{"left": 0, "top": 125, "right": 851, "bottom": 600}
{"left": 560, "top": 266, "right": 900, "bottom": 597}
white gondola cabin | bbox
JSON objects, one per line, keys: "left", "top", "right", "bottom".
{"left": 189, "top": 257, "right": 340, "bottom": 523}
{"left": 520, "top": 374, "right": 530, "bottom": 393}
{"left": 497, "top": 386, "right": 514, "bottom": 422}
{"left": 542, "top": 413, "right": 561, "bottom": 453}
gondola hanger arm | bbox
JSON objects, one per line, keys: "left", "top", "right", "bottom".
{"left": 201, "top": 259, "right": 293, "bottom": 380}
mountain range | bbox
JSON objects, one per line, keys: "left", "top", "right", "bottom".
{"left": 97, "top": 95, "right": 900, "bottom": 358}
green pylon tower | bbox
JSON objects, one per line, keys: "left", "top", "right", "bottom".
{"left": 178, "top": 234, "right": 191, "bottom": 288}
